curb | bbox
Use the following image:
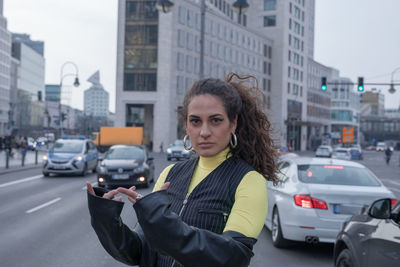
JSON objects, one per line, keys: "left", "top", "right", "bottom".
{"left": 0, "top": 164, "right": 42, "bottom": 176}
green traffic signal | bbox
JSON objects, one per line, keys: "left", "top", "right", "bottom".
{"left": 321, "top": 77, "right": 327, "bottom": 91}
{"left": 357, "top": 77, "right": 364, "bottom": 92}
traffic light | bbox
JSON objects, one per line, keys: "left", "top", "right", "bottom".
{"left": 357, "top": 77, "right": 364, "bottom": 92}
{"left": 321, "top": 77, "right": 327, "bottom": 91}
{"left": 61, "top": 112, "right": 67, "bottom": 121}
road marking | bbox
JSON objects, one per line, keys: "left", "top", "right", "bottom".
{"left": 82, "top": 182, "right": 98, "bottom": 190}
{"left": 26, "top": 197, "right": 61, "bottom": 214}
{"left": 384, "top": 180, "right": 400, "bottom": 187}
{"left": 0, "top": 175, "right": 43, "bottom": 188}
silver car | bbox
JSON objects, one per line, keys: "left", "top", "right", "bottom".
{"left": 265, "top": 156, "right": 395, "bottom": 248}
{"left": 166, "top": 140, "right": 192, "bottom": 161}
{"left": 332, "top": 147, "right": 351, "bottom": 160}
{"left": 315, "top": 145, "right": 333, "bottom": 158}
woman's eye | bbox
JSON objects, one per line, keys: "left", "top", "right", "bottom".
{"left": 211, "top": 118, "right": 222, "bottom": 124}
{"left": 190, "top": 119, "right": 200, "bottom": 124}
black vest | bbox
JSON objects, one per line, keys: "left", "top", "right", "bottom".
{"left": 157, "top": 156, "right": 254, "bottom": 267}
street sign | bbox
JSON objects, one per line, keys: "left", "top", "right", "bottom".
{"left": 342, "top": 127, "right": 354, "bottom": 143}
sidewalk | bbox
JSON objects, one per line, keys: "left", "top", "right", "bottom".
{"left": 0, "top": 149, "right": 47, "bottom": 175}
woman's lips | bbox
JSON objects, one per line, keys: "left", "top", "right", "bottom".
{"left": 198, "top": 143, "right": 213, "bottom": 148}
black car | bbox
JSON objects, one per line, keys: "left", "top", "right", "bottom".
{"left": 334, "top": 198, "right": 400, "bottom": 267}
{"left": 96, "top": 145, "right": 155, "bottom": 188}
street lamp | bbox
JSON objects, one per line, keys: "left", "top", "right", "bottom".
{"left": 156, "top": 0, "right": 249, "bottom": 78}
{"left": 59, "top": 61, "right": 80, "bottom": 136}
{"left": 389, "top": 67, "right": 400, "bottom": 94}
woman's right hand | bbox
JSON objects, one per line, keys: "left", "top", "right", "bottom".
{"left": 86, "top": 182, "right": 122, "bottom": 202}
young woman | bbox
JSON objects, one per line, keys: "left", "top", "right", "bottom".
{"left": 87, "top": 73, "right": 278, "bottom": 267}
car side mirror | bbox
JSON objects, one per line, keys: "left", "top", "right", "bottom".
{"left": 368, "top": 198, "right": 392, "bottom": 219}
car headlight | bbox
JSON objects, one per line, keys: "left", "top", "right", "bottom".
{"left": 74, "top": 156, "right": 83, "bottom": 161}
{"left": 43, "top": 155, "right": 48, "bottom": 161}
{"left": 167, "top": 148, "right": 172, "bottom": 153}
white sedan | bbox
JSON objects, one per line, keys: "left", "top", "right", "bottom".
{"left": 265, "top": 156, "right": 396, "bottom": 247}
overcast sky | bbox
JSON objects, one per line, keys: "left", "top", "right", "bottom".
{"left": 4, "top": 0, "right": 400, "bottom": 112}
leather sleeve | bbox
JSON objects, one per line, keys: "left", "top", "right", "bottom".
{"left": 133, "top": 190, "right": 257, "bottom": 267}
{"left": 87, "top": 187, "right": 156, "bottom": 267}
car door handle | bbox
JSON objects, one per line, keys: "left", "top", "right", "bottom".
{"left": 358, "top": 233, "right": 366, "bottom": 238}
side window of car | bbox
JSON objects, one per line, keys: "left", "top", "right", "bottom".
{"left": 88, "top": 141, "right": 96, "bottom": 150}
{"left": 393, "top": 203, "right": 400, "bottom": 224}
{"left": 277, "top": 162, "right": 290, "bottom": 183}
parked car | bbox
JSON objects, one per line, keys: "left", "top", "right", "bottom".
{"left": 366, "top": 145, "right": 376, "bottom": 151}
{"left": 376, "top": 142, "right": 386, "bottom": 151}
{"left": 349, "top": 147, "right": 363, "bottom": 160}
{"left": 167, "top": 139, "right": 192, "bottom": 161}
{"left": 97, "top": 145, "right": 154, "bottom": 188}
{"left": 315, "top": 145, "right": 333, "bottom": 158}
{"left": 332, "top": 148, "right": 352, "bottom": 160}
{"left": 264, "top": 156, "right": 395, "bottom": 248}
{"left": 27, "top": 137, "right": 36, "bottom": 151}
{"left": 334, "top": 198, "right": 399, "bottom": 267}
{"left": 42, "top": 136, "right": 98, "bottom": 176}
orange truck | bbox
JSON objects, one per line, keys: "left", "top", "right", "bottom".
{"left": 93, "top": 127, "right": 143, "bottom": 152}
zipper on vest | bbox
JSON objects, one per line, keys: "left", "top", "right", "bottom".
{"left": 178, "top": 193, "right": 190, "bottom": 216}
{"left": 171, "top": 193, "right": 190, "bottom": 267}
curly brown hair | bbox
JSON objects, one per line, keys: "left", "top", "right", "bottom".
{"left": 181, "top": 73, "right": 278, "bottom": 183}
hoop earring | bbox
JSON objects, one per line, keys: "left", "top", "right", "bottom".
{"left": 230, "top": 133, "right": 237, "bottom": 148}
{"left": 183, "top": 135, "right": 192, "bottom": 151}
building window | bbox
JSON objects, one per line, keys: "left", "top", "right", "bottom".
{"left": 178, "top": 29, "right": 185, "bottom": 47}
{"left": 187, "top": 9, "right": 194, "bottom": 27}
{"left": 126, "top": 104, "right": 145, "bottom": 127}
{"left": 186, "top": 55, "right": 193, "bottom": 73}
{"left": 176, "top": 76, "right": 184, "bottom": 95}
{"left": 126, "top": 1, "right": 158, "bottom": 20}
{"left": 179, "top": 6, "right": 186, "bottom": 25}
{"left": 288, "top": 82, "right": 290, "bottom": 94}
{"left": 187, "top": 32, "right": 193, "bottom": 50}
{"left": 125, "top": 25, "right": 158, "bottom": 45}
{"left": 268, "top": 79, "right": 271, "bottom": 92}
{"left": 124, "top": 73, "right": 157, "bottom": 91}
{"left": 177, "top": 52, "right": 184, "bottom": 71}
{"left": 264, "top": 0, "right": 276, "bottom": 10}
{"left": 124, "top": 48, "right": 157, "bottom": 69}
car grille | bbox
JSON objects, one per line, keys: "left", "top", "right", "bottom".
{"left": 52, "top": 160, "right": 69, "bottom": 164}
{"left": 107, "top": 168, "right": 135, "bottom": 174}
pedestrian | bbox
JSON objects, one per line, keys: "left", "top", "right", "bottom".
{"left": 385, "top": 146, "right": 392, "bottom": 165}
{"left": 87, "top": 73, "right": 278, "bottom": 267}
{"left": 159, "top": 141, "right": 163, "bottom": 153}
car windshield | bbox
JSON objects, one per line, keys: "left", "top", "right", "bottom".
{"left": 317, "top": 147, "right": 329, "bottom": 152}
{"left": 50, "top": 141, "right": 84, "bottom": 154}
{"left": 335, "top": 149, "right": 348, "bottom": 153}
{"left": 105, "top": 147, "right": 144, "bottom": 160}
{"left": 297, "top": 164, "right": 381, "bottom": 186}
{"left": 172, "top": 140, "right": 184, "bottom": 146}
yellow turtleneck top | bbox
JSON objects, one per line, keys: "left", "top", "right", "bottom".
{"left": 153, "top": 147, "right": 268, "bottom": 239}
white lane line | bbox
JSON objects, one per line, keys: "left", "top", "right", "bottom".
{"left": 26, "top": 197, "right": 61, "bottom": 214}
{"left": 384, "top": 180, "right": 400, "bottom": 187}
{"left": 0, "top": 175, "right": 43, "bottom": 188}
{"left": 82, "top": 182, "right": 98, "bottom": 190}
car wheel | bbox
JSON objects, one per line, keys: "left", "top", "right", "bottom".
{"left": 271, "top": 208, "right": 290, "bottom": 248}
{"left": 43, "top": 172, "right": 49, "bottom": 177}
{"left": 335, "top": 249, "right": 355, "bottom": 267}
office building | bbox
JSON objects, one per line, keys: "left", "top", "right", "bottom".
{"left": 45, "top": 84, "right": 61, "bottom": 102}
{"left": 84, "top": 71, "right": 109, "bottom": 117}
{"left": 0, "top": 0, "right": 11, "bottom": 135}
{"left": 115, "top": 0, "right": 273, "bottom": 150}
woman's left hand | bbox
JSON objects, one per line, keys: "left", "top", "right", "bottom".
{"left": 117, "top": 182, "right": 170, "bottom": 204}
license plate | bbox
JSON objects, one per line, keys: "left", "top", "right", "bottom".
{"left": 112, "top": 174, "right": 129, "bottom": 179}
{"left": 333, "top": 204, "right": 361, "bottom": 215}
{"left": 53, "top": 165, "right": 66, "bottom": 169}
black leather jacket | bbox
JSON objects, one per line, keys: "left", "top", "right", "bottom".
{"left": 87, "top": 187, "right": 257, "bottom": 267}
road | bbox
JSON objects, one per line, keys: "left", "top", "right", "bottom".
{"left": 0, "top": 150, "right": 398, "bottom": 267}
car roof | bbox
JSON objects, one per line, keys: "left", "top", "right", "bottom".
{"left": 56, "top": 139, "right": 85, "bottom": 143}
{"left": 279, "top": 156, "right": 365, "bottom": 168}
{"left": 110, "top": 145, "right": 143, "bottom": 149}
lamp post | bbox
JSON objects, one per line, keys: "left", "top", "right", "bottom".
{"left": 156, "top": 0, "right": 249, "bottom": 78}
{"left": 389, "top": 67, "right": 400, "bottom": 94}
{"left": 59, "top": 61, "right": 80, "bottom": 137}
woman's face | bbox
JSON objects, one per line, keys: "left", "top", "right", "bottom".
{"left": 185, "top": 94, "right": 237, "bottom": 157}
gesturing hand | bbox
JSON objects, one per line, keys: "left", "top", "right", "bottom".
{"left": 86, "top": 182, "right": 122, "bottom": 202}
{"left": 117, "top": 182, "right": 170, "bottom": 204}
